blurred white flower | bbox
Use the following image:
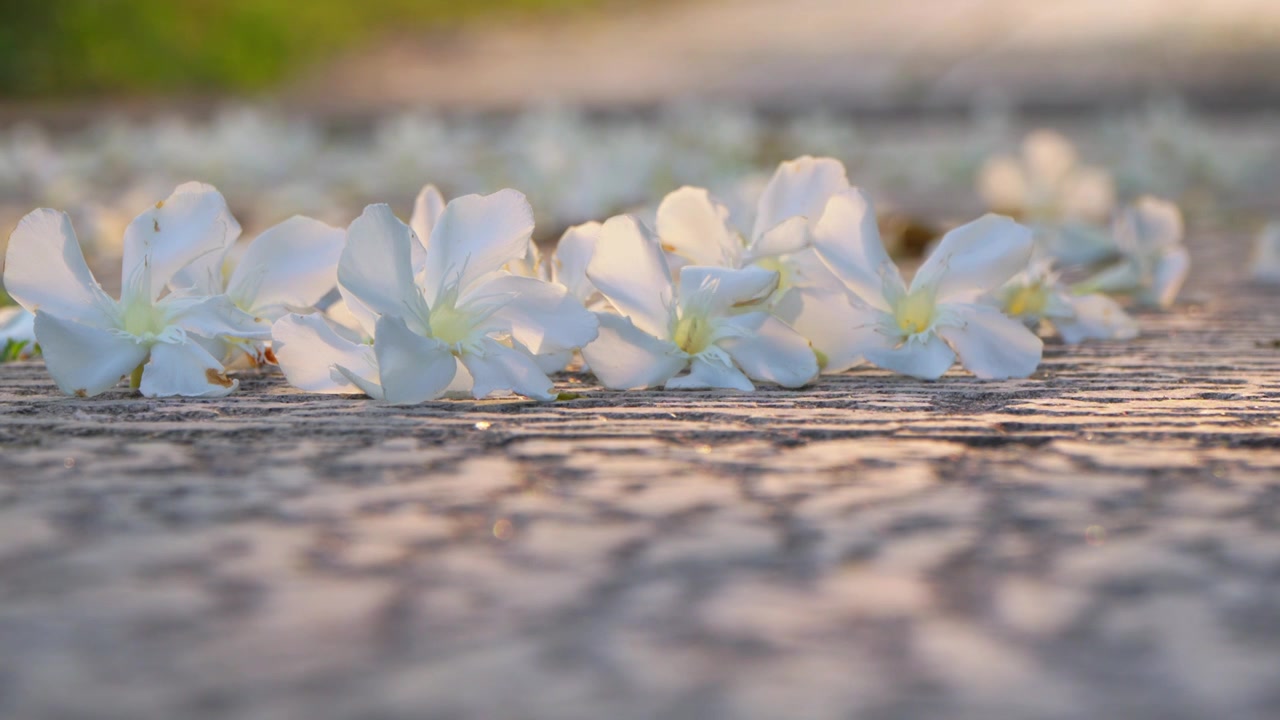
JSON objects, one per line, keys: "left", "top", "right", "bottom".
{"left": 3, "top": 183, "right": 266, "bottom": 397}
{"left": 1251, "top": 223, "right": 1280, "bottom": 285}
{"left": 814, "top": 189, "right": 1042, "bottom": 380}
{"left": 273, "top": 192, "right": 597, "bottom": 403}
{"left": 0, "top": 306, "right": 36, "bottom": 355}
{"left": 995, "top": 258, "right": 1138, "bottom": 344}
{"left": 581, "top": 214, "right": 818, "bottom": 391}
{"left": 1078, "top": 196, "right": 1189, "bottom": 309}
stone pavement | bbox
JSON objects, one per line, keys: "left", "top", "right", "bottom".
{"left": 1, "top": 229, "right": 1279, "bottom": 720}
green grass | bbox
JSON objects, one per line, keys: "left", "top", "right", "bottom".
{"left": 0, "top": 0, "right": 602, "bottom": 96}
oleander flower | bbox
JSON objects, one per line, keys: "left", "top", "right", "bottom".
{"left": 581, "top": 214, "right": 818, "bottom": 391}
{"left": 1251, "top": 223, "right": 1280, "bottom": 285}
{"left": 1077, "top": 196, "right": 1189, "bottom": 309}
{"left": 995, "top": 257, "right": 1139, "bottom": 344}
{"left": 273, "top": 190, "right": 598, "bottom": 403}
{"left": 813, "top": 189, "right": 1043, "bottom": 380}
{"left": 978, "top": 130, "right": 1117, "bottom": 265}
{"left": 168, "top": 215, "right": 345, "bottom": 365}
{"left": 3, "top": 182, "right": 267, "bottom": 397}
{"left": 655, "top": 156, "right": 860, "bottom": 372}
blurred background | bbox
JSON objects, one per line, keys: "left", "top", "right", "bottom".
{"left": 1, "top": 0, "right": 1279, "bottom": 271}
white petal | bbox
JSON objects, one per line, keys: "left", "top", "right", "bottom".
{"left": 125, "top": 183, "right": 240, "bottom": 300}
{"left": 465, "top": 274, "right": 599, "bottom": 355}
{"left": 912, "top": 214, "right": 1034, "bottom": 303}
{"left": 460, "top": 337, "right": 556, "bottom": 401}
{"left": 586, "top": 214, "right": 675, "bottom": 340}
{"left": 580, "top": 312, "right": 686, "bottom": 390}
{"left": 1252, "top": 223, "right": 1280, "bottom": 285}
{"left": 752, "top": 156, "right": 848, "bottom": 242}
{"left": 811, "top": 188, "right": 895, "bottom": 310}
{"left": 272, "top": 313, "right": 379, "bottom": 394}
{"left": 771, "top": 286, "right": 867, "bottom": 373}
{"left": 410, "top": 184, "right": 446, "bottom": 250}
{"left": 0, "top": 306, "right": 36, "bottom": 346}
{"left": 937, "top": 303, "right": 1043, "bottom": 380}
{"left": 164, "top": 295, "right": 271, "bottom": 341}
{"left": 139, "top": 340, "right": 238, "bottom": 398}
{"left": 32, "top": 312, "right": 148, "bottom": 397}
{"left": 1145, "top": 247, "right": 1189, "bottom": 309}
{"left": 552, "top": 221, "right": 602, "bottom": 304}
{"left": 226, "top": 216, "right": 345, "bottom": 319}
{"left": 337, "top": 204, "right": 426, "bottom": 334}
{"left": 655, "top": 186, "right": 740, "bottom": 266}
{"left": 373, "top": 315, "right": 457, "bottom": 404}
{"left": 1040, "top": 221, "right": 1117, "bottom": 267}
{"left": 423, "top": 189, "right": 535, "bottom": 298}
{"left": 858, "top": 322, "right": 958, "bottom": 380}
{"left": 530, "top": 347, "right": 574, "bottom": 375}
{"left": 1061, "top": 167, "right": 1115, "bottom": 222}
{"left": 716, "top": 312, "right": 818, "bottom": 388}
{"left": 1117, "top": 196, "right": 1184, "bottom": 253}
{"left": 1022, "top": 130, "right": 1077, "bottom": 187}
{"left": 977, "top": 157, "right": 1027, "bottom": 213}
{"left": 1055, "top": 294, "right": 1139, "bottom": 344}
{"left": 4, "top": 209, "right": 116, "bottom": 327}
{"left": 678, "top": 265, "right": 778, "bottom": 317}
{"left": 665, "top": 349, "right": 754, "bottom": 391}
{"left": 747, "top": 216, "right": 809, "bottom": 260}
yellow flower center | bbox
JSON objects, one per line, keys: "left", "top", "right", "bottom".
{"left": 672, "top": 313, "right": 712, "bottom": 355}
{"left": 119, "top": 298, "right": 166, "bottom": 338}
{"left": 429, "top": 303, "right": 471, "bottom": 346}
{"left": 1006, "top": 283, "right": 1048, "bottom": 318}
{"left": 894, "top": 288, "right": 936, "bottom": 335}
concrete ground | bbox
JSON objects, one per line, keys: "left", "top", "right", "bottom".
{"left": 1, "top": 221, "right": 1278, "bottom": 719}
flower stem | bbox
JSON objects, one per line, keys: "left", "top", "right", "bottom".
{"left": 129, "top": 364, "right": 144, "bottom": 390}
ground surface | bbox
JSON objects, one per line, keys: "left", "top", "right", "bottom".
{"left": 1, "top": 227, "right": 1279, "bottom": 720}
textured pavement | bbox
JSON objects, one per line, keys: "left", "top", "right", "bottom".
{"left": 2, "top": 230, "right": 1280, "bottom": 719}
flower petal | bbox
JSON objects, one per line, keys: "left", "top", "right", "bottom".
{"left": 32, "top": 311, "right": 148, "bottom": 397}
{"left": 423, "top": 189, "right": 535, "bottom": 298}
{"left": 460, "top": 337, "right": 556, "bottom": 401}
{"left": 410, "top": 184, "right": 446, "bottom": 251}
{"left": 1054, "top": 294, "right": 1139, "bottom": 344}
{"left": 655, "top": 186, "right": 739, "bottom": 266}
{"left": 4, "top": 209, "right": 116, "bottom": 327}
{"left": 937, "top": 303, "right": 1043, "bottom": 380}
{"left": 716, "top": 311, "right": 819, "bottom": 388}
{"left": 752, "top": 155, "right": 848, "bottom": 242}
{"left": 858, "top": 323, "right": 958, "bottom": 380}
{"left": 580, "top": 312, "right": 686, "bottom": 390}
{"left": 139, "top": 339, "right": 238, "bottom": 398}
{"left": 164, "top": 295, "right": 272, "bottom": 341}
{"left": 337, "top": 204, "right": 426, "bottom": 336}
{"left": 465, "top": 274, "right": 599, "bottom": 355}
{"left": 977, "top": 157, "right": 1027, "bottom": 214}
{"left": 811, "top": 188, "right": 895, "bottom": 311}
{"left": 678, "top": 265, "right": 779, "bottom": 317}
{"left": 747, "top": 215, "right": 809, "bottom": 259}
{"left": 771, "top": 286, "right": 867, "bottom": 373}
{"left": 373, "top": 315, "right": 457, "bottom": 404}
{"left": 0, "top": 306, "right": 36, "bottom": 346}
{"left": 665, "top": 349, "right": 754, "bottom": 391}
{"left": 586, "top": 214, "right": 675, "bottom": 339}
{"left": 912, "top": 214, "right": 1034, "bottom": 303}
{"left": 1116, "top": 196, "right": 1184, "bottom": 253}
{"left": 552, "top": 221, "right": 602, "bottom": 304}
{"left": 226, "top": 216, "right": 345, "bottom": 319}
{"left": 1023, "top": 130, "right": 1077, "bottom": 187}
{"left": 272, "top": 313, "right": 379, "bottom": 394}
{"left": 1145, "top": 247, "right": 1189, "bottom": 309}
{"left": 127, "top": 182, "right": 240, "bottom": 300}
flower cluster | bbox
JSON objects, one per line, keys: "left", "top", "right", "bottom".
{"left": 3, "top": 153, "right": 1190, "bottom": 399}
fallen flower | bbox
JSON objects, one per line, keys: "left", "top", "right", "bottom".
{"left": 813, "top": 189, "right": 1043, "bottom": 380}
{"left": 3, "top": 183, "right": 267, "bottom": 397}
{"left": 1077, "top": 196, "right": 1189, "bottom": 309}
{"left": 581, "top": 214, "right": 818, "bottom": 391}
{"left": 1251, "top": 223, "right": 1280, "bottom": 285}
{"left": 995, "top": 257, "right": 1139, "bottom": 344}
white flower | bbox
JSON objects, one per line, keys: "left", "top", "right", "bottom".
{"left": 3, "top": 183, "right": 267, "bottom": 397}
{"left": 979, "top": 130, "right": 1115, "bottom": 223}
{"left": 168, "top": 215, "right": 345, "bottom": 365}
{"left": 1078, "top": 196, "right": 1189, "bottom": 309}
{"left": 995, "top": 258, "right": 1138, "bottom": 344}
{"left": 1251, "top": 223, "right": 1280, "bottom": 285}
{"left": 580, "top": 214, "right": 818, "bottom": 391}
{"left": 273, "top": 190, "right": 598, "bottom": 403}
{"left": 813, "top": 189, "right": 1043, "bottom": 380}
{"left": 655, "top": 156, "right": 859, "bottom": 372}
